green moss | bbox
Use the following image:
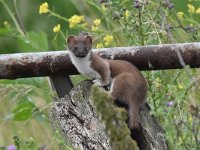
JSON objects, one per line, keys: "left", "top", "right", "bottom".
{"left": 91, "top": 86, "right": 137, "bottom": 150}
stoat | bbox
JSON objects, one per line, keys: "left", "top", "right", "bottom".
{"left": 67, "top": 34, "right": 147, "bottom": 129}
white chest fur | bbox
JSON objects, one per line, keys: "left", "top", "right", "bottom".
{"left": 69, "top": 51, "right": 101, "bottom": 79}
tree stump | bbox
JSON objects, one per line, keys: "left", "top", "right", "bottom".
{"left": 50, "top": 80, "right": 111, "bottom": 150}
{"left": 50, "top": 80, "right": 168, "bottom": 150}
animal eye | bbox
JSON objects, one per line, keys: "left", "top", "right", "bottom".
{"left": 74, "top": 47, "right": 78, "bottom": 50}
{"left": 84, "top": 47, "right": 89, "bottom": 51}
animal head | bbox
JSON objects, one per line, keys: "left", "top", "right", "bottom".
{"left": 67, "top": 35, "right": 93, "bottom": 58}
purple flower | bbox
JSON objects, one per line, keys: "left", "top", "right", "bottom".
{"left": 166, "top": 101, "right": 174, "bottom": 107}
{"left": 7, "top": 145, "right": 16, "bottom": 150}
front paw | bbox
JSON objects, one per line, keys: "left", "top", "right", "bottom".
{"left": 92, "top": 79, "right": 102, "bottom": 86}
{"left": 102, "top": 85, "right": 110, "bottom": 91}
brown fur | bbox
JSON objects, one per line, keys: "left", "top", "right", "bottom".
{"left": 67, "top": 34, "right": 147, "bottom": 129}
{"left": 92, "top": 56, "right": 147, "bottom": 128}
{"left": 90, "top": 52, "right": 110, "bottom": 86}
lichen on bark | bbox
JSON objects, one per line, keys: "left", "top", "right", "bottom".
{"left": 91, "top": 85, "right": 138, "bottom": 150}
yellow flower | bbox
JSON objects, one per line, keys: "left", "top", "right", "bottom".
{"left": 3, "top": 21, "right": 10, "bottom": 28}
{"left": 96, "top": 43, "right": 103, "bottom": 48}
{"left": 68, "top": 15, "right": 84, "bottom": 28}
{"left": 103, "top": 35, "right": 113, "bottom": 46}
{"left": 178, "top": 83, "right": 184, "bottom": 90}
{"left": 93, "top": 19, "right": 101, "bottom": 26}
{"left": 91, "top": 26, "right": 99, "bottom": 32}
{"left": 82, "top": 22, "right": 88, "bottom": 27}
{"left": 188, "top": 116, "right": 193, "bottom": 124}
{"left": 196, "top": 7, "right": 200, "bottom": 14}
{"left": 154, "top": 78, "right": 161, "bottom": 88}
{"left": 177, "top": 12, "right": 184, "bottom": 20}
{"left": 53, "top": 24, "right": 61, "bottom": 33}
{"left": 101, "top": 4, "right": 107, "bottom": 11}
{"left": 125, "top": 10, "right": 129, "bottom": 19}
{"left": 187, "top": 4, "right": 195, "bottom": 13}
{"left": 39, "top": 2, "right": 49, "bottom": 14}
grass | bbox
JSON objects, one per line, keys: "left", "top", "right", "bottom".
{"left": 0, "top": 78, "right": 58, "bottom": 149}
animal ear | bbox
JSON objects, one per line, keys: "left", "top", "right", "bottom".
{"left": 67, "top": 35, "right": 76, "bottom": 45}
{"left": 85, "top": 35, "right": 92, "bottom": 45}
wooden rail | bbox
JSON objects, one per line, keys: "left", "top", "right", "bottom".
{"left": 1, "top": 42, "right": 200, "bottom": 79}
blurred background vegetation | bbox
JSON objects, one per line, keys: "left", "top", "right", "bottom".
{"left": 0, "top": 0, "right": 200, "bottom": 149}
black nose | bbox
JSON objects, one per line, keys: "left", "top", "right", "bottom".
{"left": 75, "top": 50, "right": 87, "bottom": 58}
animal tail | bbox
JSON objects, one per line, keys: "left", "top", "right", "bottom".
{"left": 128, "top": 101, "right": 140, "bottom": 129}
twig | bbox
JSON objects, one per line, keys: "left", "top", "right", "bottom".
{"left": 172, "top": 117, "right": 190, "bottom": 150}
{"left": 138, "top": 8, "right": 145, "bottom": 45}
{"left": 0, "top": 0, "right": 24, "bottom": 35}
{"left": 146, "top": 1, "right": 162, "bottom": 33}
{"left": 13, "top": 0, "right": 26, "bottom": 34}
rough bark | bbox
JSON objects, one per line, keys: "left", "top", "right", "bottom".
{"left": 131, "top": 104, "right": 168, "bottom": 150}
{"left": 50, "top": 80, "right": 111, "bottom": 150}
{"left": 50, "top": 80, "right": 168, "bottom": 150}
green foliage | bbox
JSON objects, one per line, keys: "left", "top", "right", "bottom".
{"left": 91, "top": 86, "right": 137, "bottom": 150}
{"left": 0, "top": 78, "right": 53, "bottom": 122}
{"left": 13, "top": 135, "right": 38, "bottom": 150}
{"left": 17, "top": 32, "right": 48, "bottom": 52}
{"left": 0, "top": 78, "right": 54, "bottom": 148}
{"left": 12, "top": 99, "right": 36, "bottom": 121}
{"left": 145, "top": 68, "right": 200, "bottom": 150}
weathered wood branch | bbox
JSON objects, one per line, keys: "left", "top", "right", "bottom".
{"left": 50, "top": 80, "right": 111, "bottom": 150}
{"left": 0, "top": 42, "right": 200, "bottom": 79}
{"left": 50, "top": 80, "right": 168, "bottom": 150}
